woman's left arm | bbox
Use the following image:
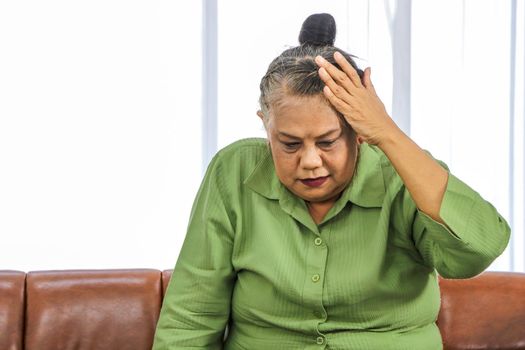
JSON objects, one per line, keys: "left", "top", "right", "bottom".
{"left": 315, "top": 53, "right": 448, "bottom": 223}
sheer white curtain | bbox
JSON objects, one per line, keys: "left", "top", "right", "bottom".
{"left": 411, "top": 0, "right": 523, "bottom": 272}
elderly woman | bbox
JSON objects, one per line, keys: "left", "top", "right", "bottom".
{"left": 152, "top": 13, "right": 510, "bottom": 350}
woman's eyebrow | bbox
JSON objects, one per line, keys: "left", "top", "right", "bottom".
{"left": 278, "top": 128, "right": 340, "bottom": 140}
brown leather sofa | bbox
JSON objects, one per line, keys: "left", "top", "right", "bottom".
{"left": 1, "top": 269, "right": 524, "bottom": 350}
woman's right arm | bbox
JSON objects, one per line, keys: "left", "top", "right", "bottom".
{"left": 152, "top": 154, "right": 236, "bottom": 349}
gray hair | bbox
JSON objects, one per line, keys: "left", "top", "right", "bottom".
{"left": 258, "top": 44, "right": 364, "bottom": 122}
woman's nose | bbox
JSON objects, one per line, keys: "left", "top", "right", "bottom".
{"left": 300, "top": 146, "right": 323, "bottom": 170}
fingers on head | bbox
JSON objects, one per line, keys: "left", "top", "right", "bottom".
{"left": 333, "top": 52, "right": 362, "bottom": 87}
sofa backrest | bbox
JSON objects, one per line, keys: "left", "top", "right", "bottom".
{"left": 1, "top": 269, "right": 165, "bottom": 350}
{"left": 0, "top": 271, "right": 25, "bottom": 350}
{"left": 1, "top": 270, "right": 524, "bottom": 350}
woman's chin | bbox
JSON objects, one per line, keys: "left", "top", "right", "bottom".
{"left": 296, "top": 189, "right": 339, "bottom": 204}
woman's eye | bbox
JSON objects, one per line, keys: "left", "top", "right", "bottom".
{"left": 318, "top": 140, "right": 335, "bottom": 148}
{"left": 283, "top": 142, "right": 301, "bottom": 150}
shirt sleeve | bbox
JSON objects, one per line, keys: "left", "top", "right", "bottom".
{"left": 152, "top": 154, "right": 236, "bottom": 349}
{"left": 409, "top": 164, "right": 511, "bottom": 279}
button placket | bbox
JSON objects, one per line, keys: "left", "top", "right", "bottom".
{"left": 302, "top": 234, "right": 327, "bottom": 310}
{"left": 313, "top": 310, "right": 322, "bottom": 318}
{"left": 302, "top": 222, "right": 332, "bottom": 348}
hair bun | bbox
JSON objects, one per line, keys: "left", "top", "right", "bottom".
{"left": 298, "top": 13, "right": 336, "bottom": 46}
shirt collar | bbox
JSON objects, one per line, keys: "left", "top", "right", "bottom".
{"left": 340, "top": 143, "right": 387, "bottom": 208}
{"left": 244, "top": 143, "right": 386, "bottom": 208}
{"left": 243, "top": 144, "right": 282, "bottom": 200}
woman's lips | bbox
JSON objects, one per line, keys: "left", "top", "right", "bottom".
{"left": 300, "top": 176, "right": 329, "bottom": 187}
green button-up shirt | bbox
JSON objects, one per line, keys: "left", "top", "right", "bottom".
{"left": 152, "top": 138, "right": 511, "bottom": 350}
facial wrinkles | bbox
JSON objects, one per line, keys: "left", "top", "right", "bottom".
{"left": 270, "top": 104, "right": 338, "bottom": 140}
{"left": 300, "top": 131, "right": 345, "bottom": 177}
{"left": 262, "top": 92, "right": 360, "bottom": 205}
{"left": 271, "top": 97, "right": 344, "bottom": 139}
{"left": 280, "top": 135, "right": 342, "bottom": 182}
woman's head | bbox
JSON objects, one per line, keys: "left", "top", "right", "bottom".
{"left": 257, "top": 13, "right": 364, "bottom": 205}
{"left": 258, "top": 14, "right": 364, "bottom": 123}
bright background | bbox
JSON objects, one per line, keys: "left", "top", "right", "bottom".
{"left": 1, "top": 0, "right": 523, "bottom": 272}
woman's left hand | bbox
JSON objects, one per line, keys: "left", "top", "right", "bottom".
{"left": 315, "top": 52, "right": 400, "bottom": 146}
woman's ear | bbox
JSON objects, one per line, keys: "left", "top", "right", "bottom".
{"left": 357, "top": 135, "right": 364, "bottom": 145}
{"left": 257, "top": 110, "right": 270, "bottom": 132}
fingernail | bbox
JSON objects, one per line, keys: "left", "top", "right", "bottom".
{"left": 334, "top": 51, "right": 343, "bottom": 59}
{"left": 315, "top": 55, "right": 325, "bottom": 64}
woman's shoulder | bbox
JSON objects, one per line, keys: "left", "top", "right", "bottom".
{"left": 360, "top": 143, "right": 398, "bottom": 185}
{"left": 205, "top": 137, "right": 270, "bottom": 182}
{"left": 361, "top": 143, "right": 451, "bottom": 223}
{"left": 364, "top": 143, "right": 449, "bottom": 184}
{"left": 217, "top": 137, "right": 268, "bottom": 155}
{"left": 213, "top": 137, "right": 269, "bottom": 164}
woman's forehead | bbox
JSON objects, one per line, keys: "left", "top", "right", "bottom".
{"left": 268, "top": 95, "right": 343, "bottom": 135}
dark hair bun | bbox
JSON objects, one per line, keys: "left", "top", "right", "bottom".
{"left": 298, "top": 13, "right": 336, "bottom": 46}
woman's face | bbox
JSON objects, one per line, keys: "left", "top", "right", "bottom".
{"left": 260, "top": 94, "right": 359, "bottom": 205}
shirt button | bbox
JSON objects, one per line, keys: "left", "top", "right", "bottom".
{"left": 316, "top": 336, "right": 325, "bottom": 345}
{"left": 311, "top": 274, "right": 320, "bottom": 282}
{"left": 314, "top": 237, "right": 323, "bottom": 246}
{"left": 313, "top": 310, "right": 323, "bottom": 318}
